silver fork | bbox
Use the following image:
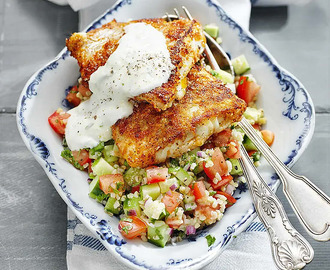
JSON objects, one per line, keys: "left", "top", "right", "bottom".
{"left": 175, "top": 6, "right": 330, "bottom": 242}
{"left": 168, "top": 6, "right": 315, "bottom": 269}
{"left": 239, "top": 144, "right": 314, "bottom": 269}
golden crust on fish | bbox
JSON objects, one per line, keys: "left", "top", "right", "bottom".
{"left": 112, "top": 65, "right": 247, "bottom": 168}
{"left": 66, "top": 18, "right": 206, "bottom": 111}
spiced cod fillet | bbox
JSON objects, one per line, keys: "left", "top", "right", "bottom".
{"left": 112, "top": 65, "right": 247, "bottom": 168}
{"left": 66, "top": 18, "right": 206, "bottom": 111}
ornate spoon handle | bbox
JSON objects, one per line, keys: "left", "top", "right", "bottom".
{"left": 239, "top": 146, "right": 314, "bottom": 269}
{"left": 239, "top": 117, "right": 330, "bottom": 241}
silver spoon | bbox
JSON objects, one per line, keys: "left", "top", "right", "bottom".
{"left": 178, "top": 6, "right": 330, "bottom": 242}
{"left": 239, "top": 144, "right": 314, "bottom": 269}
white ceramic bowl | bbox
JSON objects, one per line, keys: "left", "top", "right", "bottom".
{"left": 17, "top": 0, "right": 315, "bottom": 269}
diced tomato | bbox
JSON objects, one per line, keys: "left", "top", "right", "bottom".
{"left": 261, "top": 130, "right": 275, "bottom": 147}
{"left": 166, "top": 215, "right": 183, "bottom": 229}
{"left": 87, "top": 162, "right": 93, "bottom": 174}
{"left": 99, "top": 174, "right": 125, "bottom": 195}
{"left": 48, "top": 109, "right": 70, "bottom": 135}
{"left": 225, "top": 140, "right": 241, "bottom": 159}
{"left": 217, "top": 191, "right": 237, "bottom": 208}
{"left": 236, "top": 76, "right": 261, "bottom": 104}
{"left": 210, "top": 175, "right": 233, "bottom": 190}
{"left": 252, "top": 124, "right": 261, "bottom": 131}
{"left": 118, "top": 216, "right": 147, "bottom": 239}
{"left": 72, "top": 149, "right": 90, "bottom": 167}
{"left": 131, "top": 185, "right": 140, "bottom": 193}
{"left": 192, "top": 181, "right": 206, "bottom": 200}
{"left": 78, "top": 83, "right": 92, "bottom": 97}
{"left": 212, "top": 129, "right": 232, "bottom": 147}
{"left": 248, "top": 150, "right": 257, "bottom": 157}
{"left": 195, "top": 204, "right": 220, "bottom": 222}
{"left": 162, "top": 191, "right": 183, "bottom": 214}
{"left": 203, "top": 147, "right": 228, "bottom": 180}
{"left": 66, "top": 90, "right": 81, "bottom": 107}
{"left": 146, "top": 166, "right": 168, "bottom": 184}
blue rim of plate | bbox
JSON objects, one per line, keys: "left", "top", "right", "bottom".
{"left": 16, "top": 0, "right": 315, "bottom": 269}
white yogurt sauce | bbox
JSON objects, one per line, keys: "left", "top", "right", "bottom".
{"left": 65, "top": 23, "right": 174, "bottom": 150}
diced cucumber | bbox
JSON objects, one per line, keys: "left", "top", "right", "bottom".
{"left": 231, "top": 54, "right": 250, "bottom": 75}
{"left": 175, "top": 168, "right": 195, "bottom": 186}
{"left": 123, "top": 167, "right": 146, "bottom": 187}
{"left": 158, "top": 177, "right": 179, "bottom": 193}
{"left": 105, "top": 197, "right": 121, "bottom": 215}
{"left": 123, "top": 197, "right": 142, "bottom": 216}
{"left": 243, "top": 136, "right": 258, "bottom": 151}
{"left": 204, "top": 24, "right": 219, "bottom": 39}
{"left": 229, "top": 159, "right": 243, "bottom": 175}
{"left": 193, "top": 162, "right": 204, "bottom": 174}
{"left": 168, "top": 167, "right": 180, "bottom": 174}
{"left": 89, "top": 176, "right": 107, "bottom": 202}
{"left": 89, "top": 176, "right": 102, "bottom": 197}
{"left": 184, "top": 194, "right": 195, "bottom": 204}
{"left": 211, "top": 69, "right": 234, "bottom": 84}
{"left": 147, "top": 221, "right": 171, "bottom": 248}
{"left": 243, "top": 107, "right": 265, "bottom": 125}
{"left": 105, "top": 155, "right": 119, "bottom": 163}
{"left": 91, "top": 157, "right": 114, "bottom": 176}
{"left": 140, "top": 183, "right": 161, "bottom": 200}
{"left": 102, "top": 145, "right": 119, "bottom": 164}
{"left": 89, "top": 142, "right": 105, "bottom": 159}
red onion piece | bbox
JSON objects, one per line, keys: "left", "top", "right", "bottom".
{"left": 128, "top": 209, "right": 137, "bottom": 216}
{"left": 197, "top": 151, "right": 204, "bottom": 158}
{"left": 166, "top": 190, "right": 172, "bottom": 196}
{"left": 186, "top": 225, "right": 196, "bottom": 235}
{"left": 170, "top": 184, "right": 177, "bottom": 190}
{"left": 169, "top": 228, "right": 174, "bottom": 236}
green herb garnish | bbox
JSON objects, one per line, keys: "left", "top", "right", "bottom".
{"left": 205, "top": 234, "right": 216, "bottom": 247}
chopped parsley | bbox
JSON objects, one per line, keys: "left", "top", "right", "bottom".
{"left": 121, "top": 217, "right": 133, "bottom": 223}
{"left": 205, "top": 234, "right": 216, "bottom": 247}
{"left": 209, "top": 190, "right": 217, "bottom": 196}
{"left": 122, "top": 224, "right": 133, "bottom": 234}
{"left": 61, "top": 149, "right": 84, "bottom": 170}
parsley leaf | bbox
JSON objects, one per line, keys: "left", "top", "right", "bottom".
{"left": 205, "top": 234, "right": 216, "bottom": 247}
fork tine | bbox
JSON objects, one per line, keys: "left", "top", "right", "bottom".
{"left": 182, "top": 6, "right": 193, "bottom": 20}
{"left": 165, "top": 12, "right": 171, "bottom": 22}
{"left": 173, "top": 8, "right": 180, "bottom": 19}
{"left": 181, "top": 6, "right": 221, "bottom": 71}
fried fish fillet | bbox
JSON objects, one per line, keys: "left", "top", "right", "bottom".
{"left": 112, "top": 65, "right": 247, "bottom": 168}
{"left": 66, "top": 18, "right": 206, "bottom": 111}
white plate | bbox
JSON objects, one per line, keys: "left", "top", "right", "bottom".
{"left": 17, "top": 0, "right": 315, "bottom": 269}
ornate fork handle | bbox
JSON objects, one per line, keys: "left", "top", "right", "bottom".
{"left": 239, "top": 146, "right": 314, "bottom": 269}
{"left": 239, "top": 117, "right": 330, "bottom": 241}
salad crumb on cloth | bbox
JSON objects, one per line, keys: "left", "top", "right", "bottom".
{"left": 48, "top": 18, "right": 274, "bottom": 247}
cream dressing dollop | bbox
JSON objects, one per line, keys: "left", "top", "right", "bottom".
{"left": 65, "top": 22, "right": 174, "bottom": 150}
